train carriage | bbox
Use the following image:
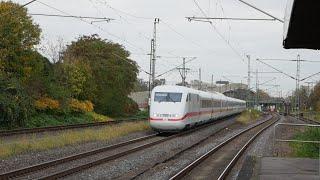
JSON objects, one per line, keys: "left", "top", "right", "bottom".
{"left": 149, "top": 85, "right": 246, "bottom": 132}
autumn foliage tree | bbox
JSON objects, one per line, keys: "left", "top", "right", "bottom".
{"left": 309, "top": 82, "right": 320, "bottom": 111}
{"left": 62, "top": 35, "right": 139, "bottom": 116}
{"left": 0, "top": 1, "right": 45, "bottom": 126}
{"left": 0, "top": 2, "right": 140, "bottom": 128}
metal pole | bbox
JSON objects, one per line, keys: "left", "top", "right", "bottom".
{"left": 211, "top": 74, "right": 214, "bottom": 91}
{"left": 152, "top": 18, "right": 160, "bottom": 88}
{"left": 256, "top": 69, "right": 259, "bottom": 108}
{"left": 199, "top": 68, "right": 202, "bottom": 90}
{"left": 247, "top": 55, "right": 251, "bottom": 107}
{"left": 296, "top": 54, "right": 301, "bottom": 119}
{"left": 182, "top": 58, "right": 186, "bottom": 86}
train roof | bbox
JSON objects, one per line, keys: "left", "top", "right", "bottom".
{"left": 152, "top": 85, "right": 246, "bottom": 103}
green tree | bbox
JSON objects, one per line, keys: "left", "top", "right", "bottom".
{"left": 0, "top": 1, "right": 44, "bottom": 127}
{"left": 62, "top": 35, "right": 139, "bottom": 116}
{"left": 309, "top": 82, "right": 320, "bottom": 111}
{"left": 0, "top": 1, "right": 41, "bottom": 79}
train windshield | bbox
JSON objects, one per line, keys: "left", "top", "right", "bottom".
{"left": 154, "top": 92, "right": 182, "bottom": 102}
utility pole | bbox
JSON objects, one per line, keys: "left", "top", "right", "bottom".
{"left": 247, "top": 55, "right": 251, "bottom": 107}
{"left": 255, "top": 68, "right": 259, "bottom": 108}
{"left": 199, "top": 68, "right": 202, "bottom": 90}
{"left": 211, "top": 74, "right": 214, "bottom": 91}
{"left": 151, "top": 18, "right": 160, "bottom": 89}
{"left": 148, "top": 39, "right": 154, "bottom": 99}
{"left": 177, "top": 58, "right": 191, "bottom": 86}
{"left": 296, "top": 54, "right": 301, "bottom": 119}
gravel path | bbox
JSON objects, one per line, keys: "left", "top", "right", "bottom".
{"left": 65, "top": 115, "right": 270, "bottom": 180}
{"left": 0, "top": 130, "right": 154, "bottom": 174}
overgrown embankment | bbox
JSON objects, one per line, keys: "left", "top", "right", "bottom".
{"left": 0, "top": 121, "right": 150, "bottom": 158}
{"left": 290, "top": 128, "right": 320, "bottom": 158}
{"left": 236, "top": 109, "right": 261, "bottom": 124}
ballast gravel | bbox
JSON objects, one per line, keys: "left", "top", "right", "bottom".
{"left": 0, "top": 129, "right": 154, "bottom": 174}
{"left": 228, "top": 115, "right": 309, "bottom": 180}
{"left": 65, "top": 115, "right": 270, "bottom": 180}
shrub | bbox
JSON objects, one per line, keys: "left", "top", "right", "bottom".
{"left": 34, "top": 97, "right": 60, "bottom": 111}
{"left": 85, "top": 112, "right": 112, "bottom": 122}
{"left": 237, "top": 109, "right": 261, "bottom": 124}
{"left": 290, "top": 128, "right": 320, "bottom": 158}
{"left": 69, "top": 98, "right": 94, "bottom": 113}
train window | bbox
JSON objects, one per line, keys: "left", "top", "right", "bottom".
{"left": 186, "top": 94, "right": 190, "bottom": 102}
{"left": 154, "top": 92, "right": 182, "bottom": 102}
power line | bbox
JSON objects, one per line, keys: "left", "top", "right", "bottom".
{"left": 22, "top": 0, "right": 38, "bottom": 7}
{"left": 186, "top": 17, "right": 277, "bottom": 21}
{"left": 156, "top": 58, "right": 196, "bottom": 78}
{"left": 1, "top": 0, "right": 37, "bottom": 16}
{"left": 160, "top": 19, "right": 216, "bottom": 54}
{"left": 257, "top": 58, "right": 320, "bottom": 63}
{"left": 192, "top": 0, "right": 246, "bottom": 63}
{"left": 29, "top": 13, "right": 114, "bottom": 22}
{"left": 237, "top": 0, "right": 284, "bottom": 23}
{"left": 36, "top": 0, "right": 147, "bottom": 54}
{"left": 256, "top": 59, "right": 296, "bottom": 80}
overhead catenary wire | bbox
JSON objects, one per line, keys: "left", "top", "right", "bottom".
{"left": 192, "top": 0, "right": 246, "bottom": 63}
{"left": 237, "top": 0, "right": 284, "bottom": 23}
{"left": 29, "top": 13, "right": 114, "bottom": 22}
{"left": 32, "top": 0, "right": 150, "bottom": 75}
{"left": 1, "top": 0, "right": 37, "bottom": 16}
{"left": 21, "top": 0, "right": 38, "bottom": 7}
{"left": 256, "top": 59, "right": 296, "bottom": 80}
{"left": 35, "top": 0, "right": 148, "bottom": 54}
{"left": 156, "top": 58, "right": 196, "bottom": 78}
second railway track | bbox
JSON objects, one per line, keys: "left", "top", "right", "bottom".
{"left": 0, "top": 118, "right": 147, "bottom": 137}
{"left": 0, "top": 115, "right": 238, "bottom": 180}
{"left": 169, "top": 114, "right": 280, "bottom": 180}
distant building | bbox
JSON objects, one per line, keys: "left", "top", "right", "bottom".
{"left": 129, "top": 91, "right": 149, "bottom": 110}
{"left": 189, "top": 80, "right": 247, "bottom": 93}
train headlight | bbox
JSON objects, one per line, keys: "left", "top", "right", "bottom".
{"left": 153, "top": 113, "right": 159, "bottom": 117}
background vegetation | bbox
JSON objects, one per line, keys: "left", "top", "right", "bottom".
{"left": 0, "top": 2, "right": 140, "bottom": 129}
{"left": 290, "top": 128, "right": 320, "bottom": 158}
{"left": 237, "top": 109, "right": 261, "bottom": 124}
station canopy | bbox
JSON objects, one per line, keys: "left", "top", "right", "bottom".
{"left": 283, "top": 0, "right": 320, "bottom": 50}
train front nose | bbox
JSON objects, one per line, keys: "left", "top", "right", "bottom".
{"left": 150, "top": 118, "right": 186, "bottom": 131}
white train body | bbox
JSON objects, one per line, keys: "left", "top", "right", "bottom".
{"left": 149, "top": 85, "right": 246, "bottom": 131}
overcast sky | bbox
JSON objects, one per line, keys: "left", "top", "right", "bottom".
{"left": 11, "top": 0, "right": 320, "bottom": 96}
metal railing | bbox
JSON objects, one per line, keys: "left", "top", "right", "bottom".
{"left": 274, "top": 123, "right": 320, "bottom": 144}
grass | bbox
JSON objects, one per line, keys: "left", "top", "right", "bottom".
{"left": 0, "top": 121, "right": 150, "bottom": 158}
{"left": 290, "top": 128, "right": 320, "bottom": 158}
{"left": 237, "top": 109, "right": 261, "bottom": 124}
{"left": 303, "top": 111, "right": 320, "bottom": 123}
{"left": 25, "top": 112, "right": 112, "bottom": 128}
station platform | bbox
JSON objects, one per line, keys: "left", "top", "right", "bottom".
{"left": 259, "top": 157, "right": 319, "bottom": 180}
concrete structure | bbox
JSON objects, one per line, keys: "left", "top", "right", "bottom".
{"left": 258, "top": 157, "right": 319, "bottom": 180}
{"left": 129, "top": 91, "right": 149, "bottom": 110}
{"left": 189, "top": 80, "right": 248, "bottom": 93}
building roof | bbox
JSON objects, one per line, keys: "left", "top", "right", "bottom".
{"left": 283, "top": 0, "right": 320, "bottom": 50}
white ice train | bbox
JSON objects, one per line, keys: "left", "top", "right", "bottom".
{"left": 149, "top": 85, "right": 246, "bottom": 132}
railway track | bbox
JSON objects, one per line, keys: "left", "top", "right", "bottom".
{"left": 0, "top": 118, "right": 146, "bottom": 137}
{"left": 0, "top": 115, "right": 238, "bottom": 180}
{"left": 299, "top": 117, "right": 320, "bottom": 125}
{"left": 169, "top": 114, "right": 279, "bottom": 180}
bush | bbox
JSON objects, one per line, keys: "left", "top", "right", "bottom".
{"left": 124, "top": 98, "right": 139, "bottom": 115}
{"left": 85, "top": 112, "right": 112, "bottom": 122}
{"left": 69, "top": 98, "right": 94, "bottom": 113}
{"left": 237, "top": 109, "right": 261, "bottom": 124}
{"left": 290, "top": 128, "right": 320, "bottom": 158}
{"left": 34, "top": 97, "right": 60, "bottom": 111}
